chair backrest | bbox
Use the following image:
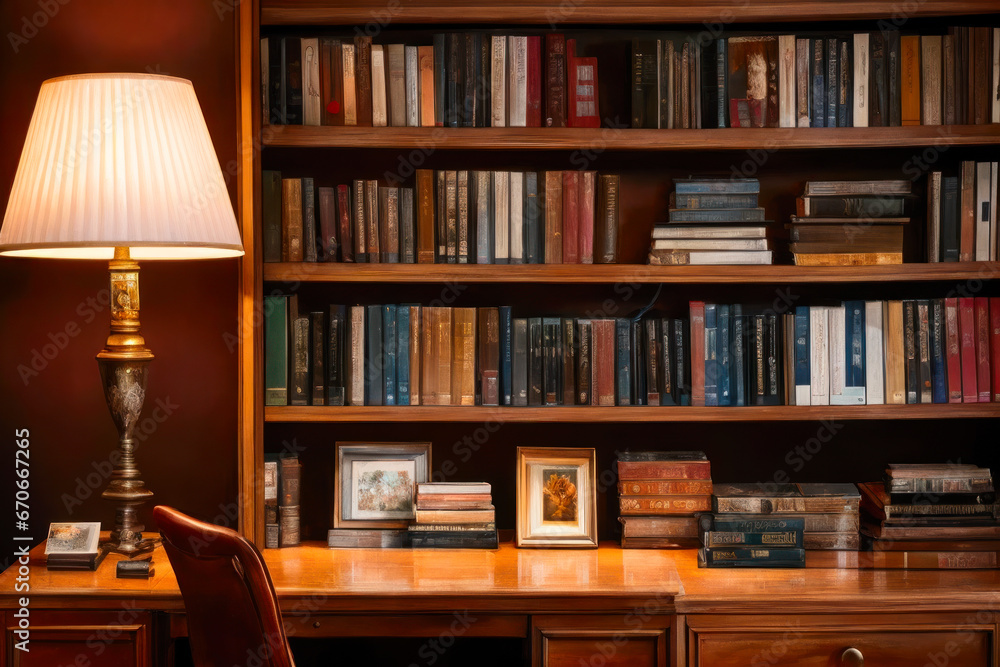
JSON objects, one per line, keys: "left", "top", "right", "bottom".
{"left": 153, "top": 505, "right": 295, "bottom": 667}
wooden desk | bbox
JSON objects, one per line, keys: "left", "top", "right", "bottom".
{"left": 3, "top": 541, "right": 1000, "bottom": 666}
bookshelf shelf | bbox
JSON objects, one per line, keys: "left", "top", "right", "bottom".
{"left": 263, "top": 261, "right": 1000, "bottom": 284}
{"left": 264, "top": 404, "right": 1000, "bottom": 423}
{"left": 261, "top": 0, "right": 999, "bottom": 26}
{"left": 261, "top": 125, "right": 1000, "bottom": 151}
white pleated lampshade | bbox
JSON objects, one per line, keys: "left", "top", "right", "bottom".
{"left": 0, "top": 73, "right": 243, "bottom": 259}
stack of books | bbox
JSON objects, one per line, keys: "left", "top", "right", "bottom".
{"left": 617, "top": 451, "right": 712, "bottom": 548}
{"left": 788, "top": 180, "right": 912, "bottom": 266}
{"left": 698, "top": 514, "right": 805, "bottom": 568}
{"left": 409, "top": 482, "right": 498, "bottom": 549}
{"left": 859, "top": 464, "right": 999, "bottom": 569}
{"left": 708, "top": 483, "right": 861, "bottom": 566}
{"left": 649, "top": 178, "right": 772, "bottom": 266}
{"left": 44, "top": 522, "right": 104, "bottom": 571}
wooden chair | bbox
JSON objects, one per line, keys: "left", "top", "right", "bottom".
{"left": 153, "top": 505, "right": 295, "bottom": 667}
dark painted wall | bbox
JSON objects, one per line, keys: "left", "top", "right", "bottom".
{"left": 0, "top": 0, "right": 240, "bottom": 568}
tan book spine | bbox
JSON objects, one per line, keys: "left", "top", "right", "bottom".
{"left": 409, "top": 305, "right": 421, "bottom": 405}
{"left": 493, "top": 170, "right": 510, "bottom": 263}
{"left": 853, "top": 33, "right": 869, "bottom": 127}
{"left": 900, "top": 35, "right": 921, "bottom": 125}
{"left": 420, "top": 307, "right": 437, "bottom": 406}
{"left": 445, "top": 170, "right": 458, "bottom": 262}
{"left": 371, "top": 44, "right": 388, "bottom": 127}
{"left": 543, "top": 171, "right": 563, "bottom": 263}
{"left": 618, "top": 480, "right": 713, "bottom": 495}
{"left": 942, "top": 35, "right": 956, "bottom": 125}
{"left": 301, "top": 38, "right": 322, "bottom": 126}
{"left": 452, "top": 308, "right": 477, "bottom": 406}
{"left": 341, "top": 44, "right": 357, "bottom": 126}
{"left": 884, "top": 300, "right": 906, "bottom": 404}
{"left": 795, "top": 38, "right": 811, "bottom": 127}
{"left": 416, "top": 169, "right": 435, "bottom": 263}
{"left": 436, "top": 307, "right": 453, "bottom": 405}
{"left": 348, "top": 305, "right": 365, "bottom": 406}
{"left": 778, "top": 34, "right": 796, "bottom": 128}
{"left": 281, "top": 178, "right": 303, "bottom": 262}
{"left": 387, "top": 43, "right": 406, "bottom": 127}
{"left": 414, "top": 508, "right": 495, "bottom": 524}
{"left": 491, "top": 36, "right": 507, "bottom": 127}
{"left": 418, "top": 45, "right": 435, "bottom": 127}
{"left": 920, "top": 36, "right": 942, "bottom": 126}
{"left": 927, "top": 171, "right": 942, "bottom": 262}
{"left": 793, "top": 253, "right": 902, "bottom": 266}
{"left": 959, "top": 160, "right": 976, "bottom": 261}
{"left": 619, "top": 495, "right": 712, "bottom": 515}
{"left": 405, "top": 45, "right": 419, "bottom": 127}
{"left": 365, "top": 179, "right": 380, "bottom": 263}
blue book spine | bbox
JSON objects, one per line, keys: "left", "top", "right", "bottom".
{"left": 716, "top": 38, "right": 727, "bottom": 128}
{"left": 499, "top": 306, "right": 513, "bottom": 405}
{"left": 673, "top": 179, "right": 760, "bottom": 194}
{"left": 732, "top": 305, "right": 745, "bottom": 407}
{"left": 674, "top": 318, "right": 691, "bottom": 406}
{"left": 794, "top": 306, "right": 810, "bottom": 391}
{"left": 930, "top": 299, "right": 947, "bottom": 404}
{"left": 838, "top": 39, "right": 851, "bottom": 128}
{"left": 717, "top": 305, "right": 731, "bottom": 406}
{"left": 382, "top": 305, "right": 397, "bottom": 406}
{"left": 365, "top": 305, "right": 383, "bottom": 406}
{"left": 845, "top": 300, "right": 866, "bottom": 392}
{"left": 811, "top": 38, "right": 825, "bottom": 127}
{"left": 396, "top": 306, "right": 410, "bottom": 406}
{"left": 524, "top": 172, "right": 540, "bottom": 264}
{"left": 826, "top": 38, "right": 837, "bottom": 128}
{"left": 615, "top": 318, "right": 631, "bottom": 406}
{"left": 704, "top": 304, "right": 718, "bottom": 407}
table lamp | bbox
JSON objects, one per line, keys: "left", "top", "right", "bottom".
{"left": 0, "top": 73, "right": 244, "bottom": 556}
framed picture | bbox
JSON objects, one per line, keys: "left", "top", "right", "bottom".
{"left": 334, "top": 442, "right": 431, "bottom": 529}
{"left": 516, "top": 447, "right": 598, "bottom": 548}
{"left": 44, "top": 522, "right": 101, "bottom": 555}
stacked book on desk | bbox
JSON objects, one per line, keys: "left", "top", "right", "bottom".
{"left": 788, "top": 180, "right": 912, "bottom": 266}
{"left": 44, "top": 522, "right": 105, "bottom": 571}
{"left": 264, "top": 455, "right": 302, "bottom": 549}
{"left": 617, "top": 451, "right": 712, "bottom": 548}
{"left": 859, "top": 464, "right": 1000, "bottom": 569}
{"left": 649, "top": 178, "right": 773, "bottom": 266}
{"left": 409, "top": 482, "right": 498, "bottom": 549}
{"left": 698, "top": 513, "right": 805, "bottom": 568}
{"left": 700, "top": 483, "right": 861, "bottom": 568}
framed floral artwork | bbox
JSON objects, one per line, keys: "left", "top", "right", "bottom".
{"left": 516, "top": 447, "right": 598, "bottom": 548}
{"left": 334, "top": 442, "right": 431, "bottom": 529}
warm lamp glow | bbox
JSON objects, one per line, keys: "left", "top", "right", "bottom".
{"left": 0, "top": 73, "right": 243, "bottom": 259}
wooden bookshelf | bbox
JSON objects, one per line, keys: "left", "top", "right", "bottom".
{"left": 263, "top": 261, "right": 1000, "bottom": 284}
{"left": 261, "top": 0, "right": 1000, "bottom": 25}
{"left": 263, "top": 124, "right": 1000, "bottom": 151}
{"left": 265, "top": 404, "right": 1000, "bottom": 423}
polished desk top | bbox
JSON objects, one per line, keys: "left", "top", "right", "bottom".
{"left": 3, "top": 541, "right": 999, "bottom": 615}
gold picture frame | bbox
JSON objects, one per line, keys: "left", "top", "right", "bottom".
{"left": 334, "top": 442, "right": 431, "bottom": 529}
{"left": 516, "top": 447, "right": 598, "bottom": 548}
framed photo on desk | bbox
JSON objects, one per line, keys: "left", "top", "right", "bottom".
{"left": 334, "top": 442, "right": 431, "bottom": 529}
{"left": 516, "top": 447, "right": 598, "bottom": 548}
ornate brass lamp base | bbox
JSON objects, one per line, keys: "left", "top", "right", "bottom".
{"left": 97, "top": 248, "right": 159, "bottom": 557}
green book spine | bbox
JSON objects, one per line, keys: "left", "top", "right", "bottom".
{"left": 264, "top": 296, "right": 288, "bottom": 405}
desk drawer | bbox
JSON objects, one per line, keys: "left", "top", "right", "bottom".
{"left": 5, "top": 610, "right": 152, "bottom": 667}
{"left": 688, "top": 613, "right": 996, "bottom": 667}
{"left": 533, "top": 614, "right": 673, "bottom": 667}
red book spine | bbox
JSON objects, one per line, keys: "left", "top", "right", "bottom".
{"left": 616, "top": 460, "right": 712, "bottom": 480}
{"left": 690, "top": 301, "right": 706, "bottom": 406}
{"left": 562, "top": 170, "right": 580, "bottom": 264}
{"left": 578, "top": 171, "right": 595, "bottom": 264}
{"left": 945, "top": 297, "right": 962, "bottom": 402}
{"left": 544, "top": 33, "right": 567, "bottom": 128}
{"left": 526, "top": 36, "right": 542, "bottom": 127}
{"left": 959, "top": 297, "right": 978, "bottom": 402}
{"left": 592, "top": 319, "right": 615, "bottom": 406}
{"left": 568, "top": 56, "right": 600, "bottom": 128}
{"left": 975, "top": 297, "right": 991, "bottom": 402}
{"left": 991, "top": 297, "right": 1000, "bottom": 402}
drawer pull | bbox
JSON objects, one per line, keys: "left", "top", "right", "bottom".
{"left": 841, "top": 647, "right": 863, "bottom": 666}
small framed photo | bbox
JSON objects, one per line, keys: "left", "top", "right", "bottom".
{"left": 334, "top": 442, "right": 431, "bottom": 529}
{"left": 516, "top": 447, "right": 598, "bottom": 548}
{"left": 44, "top": 522, "right": 101, "bottom": 555}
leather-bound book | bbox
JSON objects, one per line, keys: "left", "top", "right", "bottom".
{"left": 310, "top": 312, "right": 325, "bottom": 406}
{"left": 320, "top": 37, "right": 344, "bottom": 126}
{"left": 959, "top": 297, "right": 978, "bottom": 402}
{"left": 262, "top": 170, "right": 282, "bottom": 263}
{"left": 546, "top": 33, "right": 568, "bottom": 127}
{"left": 364, "top": 180, "right": 380, "bottom": 263}
{"left": 526, "top": 36, "right": 542, "bottom": 127}
{"left": 318, "top": 186, "right": 338, "bottom": 262}
{"left": 415, "top": 170, "right": 435, "bottom": 263}
{"left": 595, "top": 174, "right": 619, "bottom": 264}
{"left": 479, "top": 307, "right": 500, "bottom": 406}
{"left": 591, "top": 319, "right": 615, "bottom": 406}
{"left": 281, "top": 178, "right": 303, "bottom": 262}
{"left": 264, "top": 296, "right": 288, "bottom": 406}
{"left": 944, "top": 298, "right": 962, "bottom": 403}
{"left": 543, "top": 171, "right": 563, "bottom": 263}
{"left": 353, "top": 179, "right": 366, "bottom": 262}
{"left": 379, "top": 186, "right": 400, "bottom": 261}
{"left": 347, "top": 306, "right": 365, "bottom": 406}
{"left": 354, "top": 35, "right": 373, "bottom": 126}
{"left": 290, "top": 316, "right": 309, "bottom": 406}
{"left": 561, "top": 170, "right": 580, "bottom": 264}
{"left": 341, "top": 43, "right": 357, "bottom": 125}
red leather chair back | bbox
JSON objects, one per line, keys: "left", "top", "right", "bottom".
{"left": 153, "top": 505, "right": 295, "bottom": 667}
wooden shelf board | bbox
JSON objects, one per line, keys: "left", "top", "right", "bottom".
{"left": 261, "top": 125, "right": 1000, "bottom": 150}
{"left": 261, "top": 1, "right": 999, "bottom": 25}
{"left": 265, "top": 404, "right": 1000, "bottom": 423}
{"left": 263, "top": 262, "right": 1000, "bottom": 284}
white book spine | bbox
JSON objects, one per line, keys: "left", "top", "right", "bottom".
{"left": 778, "top": 34, "right": 797, "bottom": 128}
{"left": 371, "top": 45, "right": 388, "bottom": 127}
{"left": 652, "top": 225, "right": 767, "bottom": 239}
{"left": 491, "top": 36, "right": 507, "bottom": 127}
{"left": 508, "top": 36, "right": 528, "bottom": 127}
{"left": 301, "top": 38, "right": 322, "bottom": 126}
{"left": 652, "top": 238, "right": 768, "bottom": 251}
{"left": 405, "top": 45, "right": 419, "bottom": 127}
{"left": 673, "top": 250, "right": 772, "bottom": 265}
{"left": 865, "top": 301, "right": 885, "bottom": 405}
{"left": 828, "top": 306, "right": 848, "bottom": 404}
{"left": 853, "top": 33, "right": 869, "bottom": 127}
{"left": 975, "top": 161, "right": 991, "bottom": 261}
{"left": 991, "top": 162, "right": 998, "bottom": 262}
{"left": 509, "top": 172, "right": 524, "bottom": 263}
{"left": 810, "top": 306, "right": 830, "bottom": 405}
{"left": 493, "top": 171, "right": 510, "bottom": 263}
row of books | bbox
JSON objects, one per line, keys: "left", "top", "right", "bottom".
{"left": 692, "top": 298, "right": 1000, "bottom": 408}
{"left": 263, "top": 455, "right": 301, "bottom": 549}
{"left": 633, "top": 28, "right": 1000, "bottom": 129}
{"left": 927, "top": 162, "right": 1000, "bottom": 263}
{"left": 261, "top": 33, "right": 597, "bottom": 128}
{"left": 263, "top": 171, "right": 621, "bottom": 265}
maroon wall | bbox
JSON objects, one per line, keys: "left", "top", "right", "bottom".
{"left": 0, "top": 0, "right": 240, "bottom": 566}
